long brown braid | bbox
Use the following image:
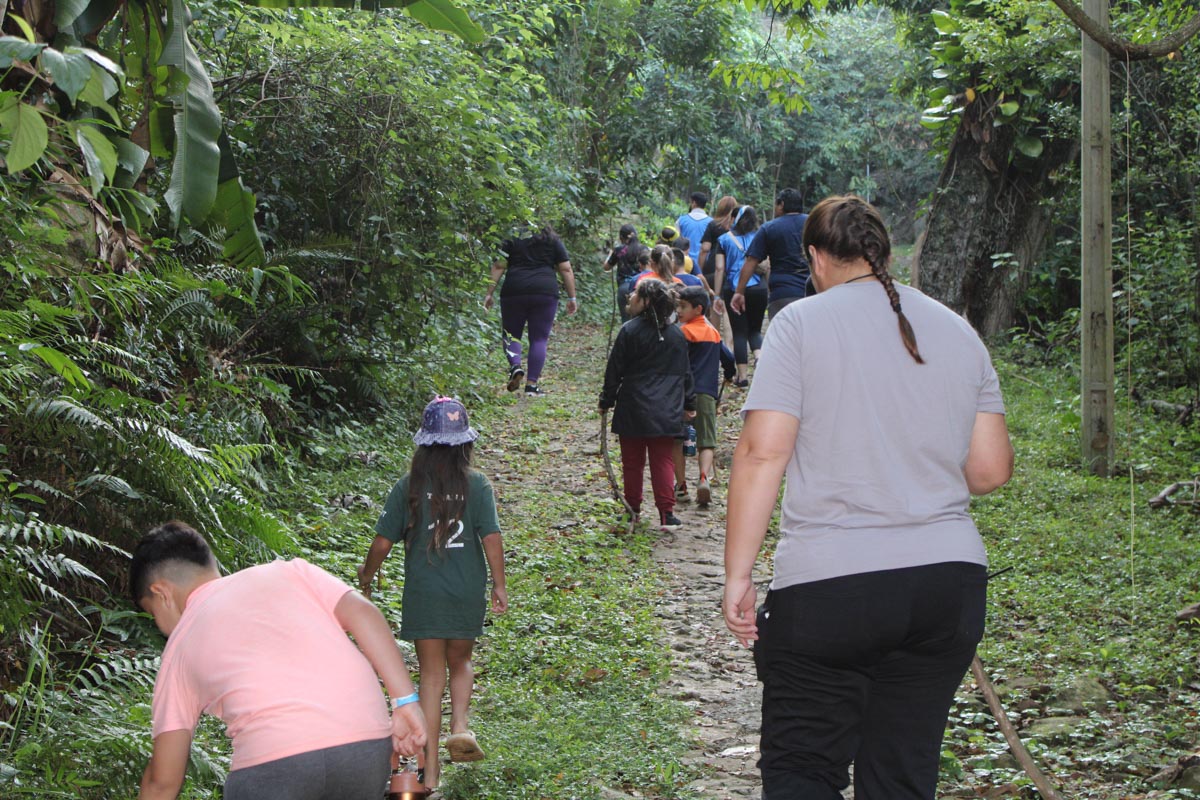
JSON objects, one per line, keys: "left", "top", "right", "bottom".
{"left": 804, "top": 195, "right": 925, "bottom": 364}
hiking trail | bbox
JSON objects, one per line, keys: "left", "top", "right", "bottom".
{"left": 478, "top": 319, "right": 765, "bottom": 799}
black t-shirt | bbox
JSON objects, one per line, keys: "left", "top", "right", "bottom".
{"left": 701, "top": 220, "right": 730, "bottom": 277}
{"left": 499, "top": 235, "right": 570, "bottom": 297}
{"left": 745, "top": 213, "right": 809, "bottom": 301}
{"left": 606, "top": 242, "right": 643, "bottom": 282}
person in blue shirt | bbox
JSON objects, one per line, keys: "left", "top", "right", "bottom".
{"left": 712, "top": 206, "right": 764, "bottom": 387}
{"left": 676, "top": 192, "right": 712, "bottom": 273}
{"left": 731, "top": 188, "right": 809, "bottom": 319}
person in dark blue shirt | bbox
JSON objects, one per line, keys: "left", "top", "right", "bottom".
{"left": 731, "top": 188, "right": 809, "bottom": 318}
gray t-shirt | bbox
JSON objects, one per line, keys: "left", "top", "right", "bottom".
{"left": 743, "top": 281, "right": 1005, "bottom": 589}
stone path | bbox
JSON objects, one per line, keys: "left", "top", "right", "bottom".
{"left": 652, "top": 496, "right": 765, "bottom": 800}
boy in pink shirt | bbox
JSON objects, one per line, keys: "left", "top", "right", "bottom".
{"left": 131, "top": 521, "right": 425, "bottom": 800}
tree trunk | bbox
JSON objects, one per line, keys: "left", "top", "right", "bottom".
{"left": 913, "top": 94, "right": 1077, "bottom": 336}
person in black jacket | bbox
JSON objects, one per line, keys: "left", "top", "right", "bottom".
{"left": 598, "top": 279, "right": 696, "bottom": 531}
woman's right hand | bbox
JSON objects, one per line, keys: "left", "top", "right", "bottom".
{"left": 723, "top": 575, "right": 759, "bottom": 647}
{"left": 483, "top": 294, "right": 494, "bottom": 311}
{"left": 730, "top": 292, "right": 746, "bottom": 314}
{"left": 713, "top": 296, "right": 726, "bottom": 317}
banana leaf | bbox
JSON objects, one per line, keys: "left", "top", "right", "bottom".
{"left": 159, "top": 0, "right": 221, "bottom": 225}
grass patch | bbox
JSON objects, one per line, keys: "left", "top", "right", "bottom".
{"left": 941, "top": 350, "right": 1200, "bottom": 797}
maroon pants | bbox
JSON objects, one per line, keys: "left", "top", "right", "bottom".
{"left": 618, "top": 435, "right": 676, "bottom": 517}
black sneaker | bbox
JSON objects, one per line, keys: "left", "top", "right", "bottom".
{"left": 507, "top": 365, "right": 525, "bottom": 392}
{"left": 732, "top": 378, "right": 750, "bottom": 389}
{"left": 524, "top": 383, "right": 545, "bottom": 397}
{"left": 659, "top": 512, "right": 682, "bottom": 531}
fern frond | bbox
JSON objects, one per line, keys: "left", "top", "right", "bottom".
{"left": 157, "top": 290, "right": 216, "bottom": 328}
{"left": 73, "top": 654, "right": 160, "bottom": 695}
{"left": 74, "top": 473, "right": 144, "bottom": 501}
{"left": 25, "top": 397, "right": 120, "bottom": 439}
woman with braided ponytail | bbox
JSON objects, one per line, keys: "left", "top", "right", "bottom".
{"left": 723, "top": 195, "right": 1014, "bottom": 800}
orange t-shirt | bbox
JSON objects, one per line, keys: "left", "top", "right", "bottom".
{"left": 633, "top": 270, "right": 684, "bottom": 287}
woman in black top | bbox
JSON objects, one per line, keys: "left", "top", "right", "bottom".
{"left": 484, "top": 224, "right": 577, "bottom": 396}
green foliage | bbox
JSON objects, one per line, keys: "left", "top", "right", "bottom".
{"left": 905, "top": 0, "right": 1078, "bottom": 162}
{"left": 782, "top": 7, "right": 939, "bottom": 236}
{"left": 938, "top": 353, "right": 1200, "bottom": 797}
{"left": 1113, "top": 217, "right": 1200, "bottom": 400}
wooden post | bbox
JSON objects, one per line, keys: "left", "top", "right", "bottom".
{"left": 1080, "top": 0, "right": 1114, "bottom": 476}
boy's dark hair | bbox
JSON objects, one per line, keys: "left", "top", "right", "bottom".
{"left": 775, "top": 188, "right": 805, "bottom": 214}
{"left": 675, "top": 236, "right": 690, "bottom": 252}
{"left": 678, "top": 286, "right": 710, "bottom": 312}
{"left": 129, "top": 521, "right": 216, "bottom": 605}
{"left": 671, "top": 247, "right": 686, "bottom": 268}
{"left": 690, "top": 192, "right": 709, "bottom": 208}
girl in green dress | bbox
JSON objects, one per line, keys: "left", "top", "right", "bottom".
{"left": 358, "top": 397, "right": 508, "bottom": 792}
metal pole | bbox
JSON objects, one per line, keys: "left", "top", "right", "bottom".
{"left": 1080, "top": 0, "right": 1114, "bottom": 476}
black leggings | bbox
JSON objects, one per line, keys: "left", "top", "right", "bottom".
{"left": 723, "top": 283, "right": 767, "bottom": 365}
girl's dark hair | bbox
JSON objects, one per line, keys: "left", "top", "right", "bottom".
{"left": 731, "top": 205, "right": 759, "bottom": 236}
{"left": 649, "top": 244, "right": 676, "bottom": 282}
{"left": 803, "top": 195, "right": 924, "bottom": 364}
{"left": 406, "top": 443, "right": 474, "bottom": 554}
{"left": 619, "top": 223, "right": 637, "bottom": 243}
{"left": 634, "top": 245, "right": 652, "bottom": 266}
{"left": 632, "top": 278, "right": 677, "bottom": 336}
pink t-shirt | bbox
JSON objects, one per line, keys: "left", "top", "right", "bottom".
{"left": 151, "top": 559, "right": 391, "bottom": 770}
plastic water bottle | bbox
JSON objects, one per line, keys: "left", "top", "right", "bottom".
{"left": 683, "top": 424, "right": 697, "bottom": 457}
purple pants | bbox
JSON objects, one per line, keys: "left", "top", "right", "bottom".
{"left": 500, "top": 294, "right": 558, "bottom": 384}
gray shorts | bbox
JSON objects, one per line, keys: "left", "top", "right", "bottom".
{"left": 223, "top": 737, "right": 391, "bottom": 800}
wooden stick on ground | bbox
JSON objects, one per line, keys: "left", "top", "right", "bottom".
{"left": 1148, "top": 479, "right": 1200, "bottom": 509}
{"left": 971, "top": 656, "right": 1066, "bottom": 800}
{"left": 599, "top": 410, "right": 635, "bottom": 534}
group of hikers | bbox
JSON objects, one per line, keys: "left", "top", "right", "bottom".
{"left": 131, "top": 191, "right": 1015, "bottom": 800}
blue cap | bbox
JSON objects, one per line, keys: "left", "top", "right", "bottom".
{"left": 413, "top": 397, "right": 478, "bottom": 446}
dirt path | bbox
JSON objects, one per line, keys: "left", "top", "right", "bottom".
{"left": 488, "top": 319, "right": 767, "bottom": 799}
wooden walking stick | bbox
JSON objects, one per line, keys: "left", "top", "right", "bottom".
{"left": 599, "top": 409, "right": 635, "bottom": 534}
{"left": 971, "top": 656, "right": 1066, "bottom": 800}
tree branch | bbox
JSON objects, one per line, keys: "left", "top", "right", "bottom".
{"left": 971, "top": 657, "right": 1066, "bottom": 800}
{"left": 1045, "top": 0, "right": 1200, "bottom": 60}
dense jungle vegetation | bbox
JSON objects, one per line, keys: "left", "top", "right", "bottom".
{"left": 2, "top": 0, "right": 1199, "bottom": 796}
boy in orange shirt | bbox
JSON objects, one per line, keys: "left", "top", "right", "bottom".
{"left": 676, "top": 286, "right": 723, "bottom": 507}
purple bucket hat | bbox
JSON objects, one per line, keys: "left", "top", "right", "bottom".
{"left": 413, "top": 397, "right": 478, "bottom": 446}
